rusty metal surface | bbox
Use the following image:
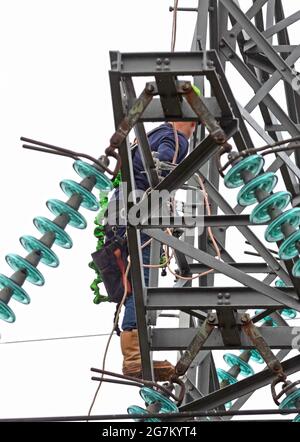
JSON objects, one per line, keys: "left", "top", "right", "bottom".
{"left": 90, "top": 366, "right": 185, "bottom": 405}
{"left": 105, "top": 83, "right": 156, "bottom": 176}
{"left": 242, "top": 314, "right": 285, "bottom": 377}
{"left": 180, "top": 82, "right": 227, "bottom": 143}
{"left": 175, "top": 315, "right": 216, "bottom": 377}
{"left": 271, "top": 379, "right": 300, "bottom": 406}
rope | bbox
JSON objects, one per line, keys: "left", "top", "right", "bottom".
{"left": 157, "top": 172, "right": 222, "bottom": 281}
{"left": 87, "top": 262, "right": 131, "bottom": 419}
{"left": 0, "top": 333, "right": 112, "bottom": 345}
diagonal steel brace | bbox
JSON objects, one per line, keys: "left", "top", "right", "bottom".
{"left": 241, "top": 313, "right": 285, "bottom": 379}
{"left": 105, "top": 78, "right": 227, "bottom": 176}
{"left": 179, "top": 82, "right": 227, "bottom": 144}
{"left": 174, "top": 314, "right": 216, "bottom": 377}
{"left": 105, "top": 83, "right": 156, "bottom": 176}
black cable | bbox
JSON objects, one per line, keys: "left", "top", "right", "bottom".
{"left": 218, "top": 136, "right": 300, "bottom": 174}
{"left": 245, "top": 241, "right": 279, "bottom": 256}
{"left": 0, "top": 333, "right": 112, "bottom": 345}
{"left": 21, "top": 136, "right": 109, "bottom": 173}
{"left": 22, "top": 144, "right": 79, "bottom": 161}
{"left": 91, "top": 377, "right": 143, "bottom": 388}
{"left": 253, "top": 136, "right": 300, "bottom": 152}
{"left": 0, "top": 408, "right": 299, "bottom": 422}
{"left": 244, "top": 251, "right": 280, "bottom": 260}
{"left": 261, "top": 144, "right": 300, "bottom": 157}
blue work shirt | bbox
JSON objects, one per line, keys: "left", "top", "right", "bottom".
{"left": 106, "top": 123, "right": 189, "bottom": 238}
{"left": 117, "top": 122, "right": 189, "bottom": 195}
{"left": 131, "top": 122, "right": 189, "bottom": 191}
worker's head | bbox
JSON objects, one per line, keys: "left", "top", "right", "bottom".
{"left": 172, "top": 121, "right": 197, "bottom": 139}
{"left": 170, "top": 83, "right": 200, "bottom": 139}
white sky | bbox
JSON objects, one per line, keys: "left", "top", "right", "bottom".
{"left": 0, "top": 0, "right": 299, "bottom": 422}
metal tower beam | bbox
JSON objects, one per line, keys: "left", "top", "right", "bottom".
{"left": 105, "top": 1, "right": 300, "bottom": 420}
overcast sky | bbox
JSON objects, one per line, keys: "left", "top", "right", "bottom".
{"left": 0, "top": 0, "right": 299, "bottom": 421}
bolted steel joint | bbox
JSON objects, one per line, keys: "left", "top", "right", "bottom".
{"left": 182, "top": 82, "right": 192, "bottom": 92}
{"left": 207, "top": 313, "right": 217, "bottom": 324}
{"left": 145, "top": 82, "right": 155, "bottom": 94}
{"left": 241, "top": 313, "right": 251, "bottom": 324}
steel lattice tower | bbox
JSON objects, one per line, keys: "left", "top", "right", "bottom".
{"left": 107, "top": 0, "right": 300, "bottom": 420}
{"left": 1, "top": 0, "right": 300, "bottom": 422}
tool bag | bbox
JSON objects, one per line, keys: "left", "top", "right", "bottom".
{"left": 91, "top": 236, "right": 132, "bottom": 303}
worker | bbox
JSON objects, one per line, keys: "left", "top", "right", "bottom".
{"left": 104, "top": 120, "right": 197, "bottom": 381}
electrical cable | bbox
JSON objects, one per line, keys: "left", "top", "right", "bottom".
{"left": 162, "top": 173, "right": 222, "bottom": 281}
{"left": 171, "top": 0, "right": 179, "bottom": 52}
{"left": 218, "top": 136, "right": 300, "bottom": 175}
{"left": 2, "top": 408, "right": 300, "bottom": 422}
{"left": 21, "top": 137, "right": 112, "bottom": 175}
{"left": 0, "top": 333, "right": 112, "bottom": 345}
{"left": 87, "top": 263, "right": 131, "bottom": 420}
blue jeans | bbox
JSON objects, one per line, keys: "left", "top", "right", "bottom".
{"left": 122, "top": 232, "right": 150, "bottom": 331}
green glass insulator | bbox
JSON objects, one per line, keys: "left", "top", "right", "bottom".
{"left": 265, "top": 208, "right": 300, "bottom": 243}
{"left": 279, "top": 389, "right": 300, "bottom": 410}
{"left": 0, "top": 274, "right": 30, "bottom": 304}
{"left": 5, "top": 254, "right": 45, "bottom": 286}
{"left": 255, "top": 309, "right": 277, "bottom": 327}
{"left": 73, "top": 160, "right": 113, "bottom": 192}
{"left": 223, "top": 353, "right": 254, "bottom": 377}
{"left": 224, "top": 155, "right": 265, "bottom": 189}
{"left": 60, "top": 179, "right": 99, "bottom": 211}
{"left": 33, "top": 216, "right": 73, "bottom": 249}
{"left": 139, "top": 388, "right": 178, "bottom": 413}
{"left": 0, "top": 300, "right": 16, "bottom": 323}
{"left": 250, "top": 192, "right": 291, "bottom": 224}
{"left": 46, "top": 198, "right": 87, "bottom": 229}
{"left": 127, "top": 405, "right": 160, "bottom": 422}
{"left": 278, "top": 230, "right": 300, "bottom": 260}
{"left": 217, "top": 368, "right": 237, "bottom": 385}
{"left": 292, "top": 259, "right": 300, "bottom": 278}
{"left": 20, "top": 235, "right": 59, "bottom": 268}
{"left": 237, "top": 172, "right": 277, "bottom": 206}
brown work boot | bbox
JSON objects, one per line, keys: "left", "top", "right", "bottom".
{"left": 120, "top": 329, "right": 175, "bottom": 381}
